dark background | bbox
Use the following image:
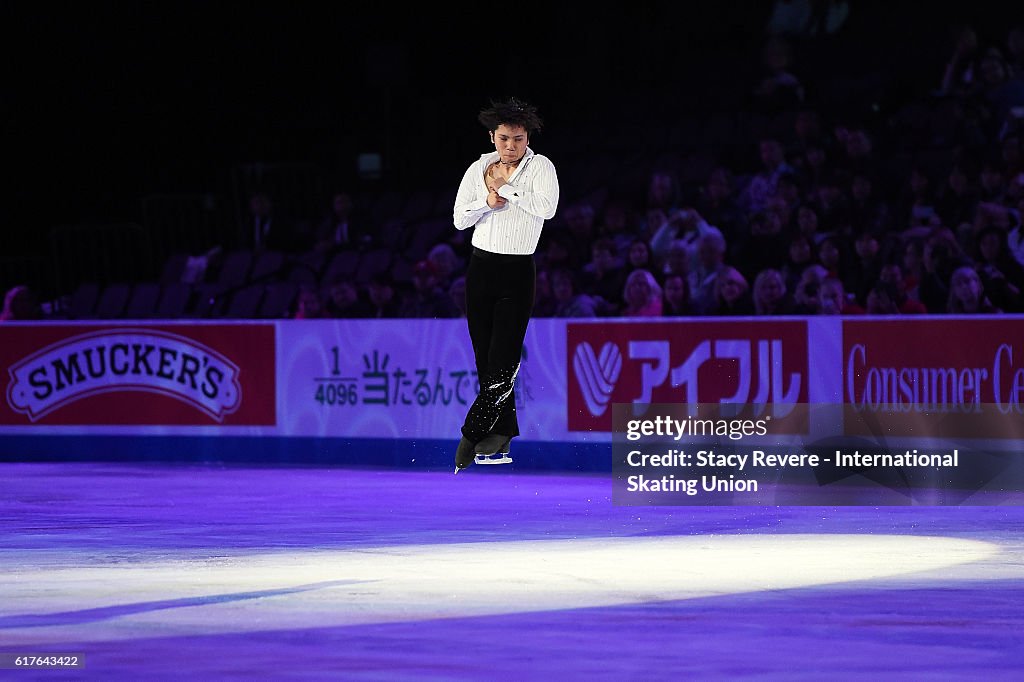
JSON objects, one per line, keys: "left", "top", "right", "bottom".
{"left": 3, "top": 2, "right": 1019, "bottom": 261}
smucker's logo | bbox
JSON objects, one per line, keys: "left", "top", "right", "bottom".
{"left": 6, "top": 329, "right": 242, "bottom": 421}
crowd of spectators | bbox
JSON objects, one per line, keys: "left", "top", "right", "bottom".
{"left": 3, "top": 14, "right": 1023, "bottom": 323}
{"left": 513, "top": 23, "right": 1022, "bottom": 320}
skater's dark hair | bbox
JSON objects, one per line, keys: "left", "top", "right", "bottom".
{"left": 478, "top": 97, "right": 543, "bottom": 135}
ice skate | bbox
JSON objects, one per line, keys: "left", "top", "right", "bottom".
{"left": 455, "top": 436, "right": 476, "bottom": 473}
{"left": 474, "top": 434, "right": 512, "bottom": 465}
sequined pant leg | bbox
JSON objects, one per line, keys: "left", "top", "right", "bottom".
{"left": 461, "top": 250, "right": 535, "bottom": 443}
{"left": 461, "top": 363, "right": 520, "bottom": 443}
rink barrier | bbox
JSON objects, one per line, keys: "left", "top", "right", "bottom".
{"left": 1, "top": 316, "right": 1023, "bottom": 475}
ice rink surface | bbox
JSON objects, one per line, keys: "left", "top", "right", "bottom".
{"left": 2, "top": 462, "right": 1023, "bottom": 680}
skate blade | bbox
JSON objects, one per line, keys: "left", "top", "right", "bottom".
{"left": 474, "top": 454, "right": 513, "bottom": 465}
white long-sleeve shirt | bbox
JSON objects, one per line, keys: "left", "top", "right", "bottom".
{"left": 453, "top": 148, "right": 559, "bottom": 255}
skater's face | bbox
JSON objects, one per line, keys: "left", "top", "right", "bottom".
{"left": 489, "top": 124, "right": 529, "bottom": 164}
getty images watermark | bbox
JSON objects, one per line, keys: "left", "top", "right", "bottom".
{"left": 611, "top": 403, "right": 1024, "bottom": 506}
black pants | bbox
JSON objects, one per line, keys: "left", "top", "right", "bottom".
{"left": 461, "top": 247, "right": 536, "bottom": 443}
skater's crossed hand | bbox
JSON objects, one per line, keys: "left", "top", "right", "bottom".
{"left": 487, "top": 187, "right": 507, "bottom": 209}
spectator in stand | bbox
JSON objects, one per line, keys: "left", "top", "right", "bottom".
{"left": 795, "top": 203, "right": 827, "bottom": 245}
{"left": 817, "top": 276, "right": 866, "bottom": 315}
{"left": 662, "top": 272, "right": 693, "bottom": 316}
{"left": 877, "top": 262, "right": 928, "bottom": 314}
{"left": 365, "top": 273, "right": 401, "bottom": 319}
{"left": 790, "top": 263, "right": 829, "bottom": 314}
{"left": 0, "top": 284, "right": 42, "bottom": 321}
{"left": 936, "top": 165, "right": 980, "bottom": 234}
{"left": 817, "top": 234, "right": 848, "bottom": 282}
{"left": 739, "top": 137, "right": 797, "bottom": 216}
{"left": 793, "top": 142, "right": 833, "bottom": 201}
{"left": 313, "top": 190, "right": 365, "bottom": 253}
{"left": 752, "top": 268, "right": 794, "bottom": 315}
{"left": 773, "top": 172, "right": 803, "bottom": 227}
{"left": 790, "top": 107, "right": 830, "bottom": 157}
{"left": 247, "top": 190, "right": 306, "bottom": 253}
{"left": 865, "top": 281, "right": 904, "bottom": 315}
{"left": 641, "top": 168, "right": 684, "bottom": 238}
{"left": 781, "top": 233, "right": 816, "bottom": 294}
{"left": 580, "top": 237, "right": 627, "bottom": 316}
{"left": 621, "top": 269, "right": 663, "bottom": 317}
{"left": 325, "top": 278, "right": 372, "bottom": 318}
{"left": 293, "top": 285, "right": 327, "bottom": 319}
{"left": 397, "top": 259, "right": 461, "bottom": 318}
{"left": 448, "top": 275, "right": 468, "bottom": 317}
{"left": 1000, "top": 185, "right": 1024, "bottom": 266}
{"left": 894, "top": 238, "right": 924, "bottom": 304}
{"left": 947, "top": 265, "right": 1001, "bottom": 313}
{"left": 650, "top": 206, "right": 725, "bottom": 272}
{"left": 532, "top": 268, "right": 557, "bottom": 318}
{"left": 837, "top": 125, "right": 876, "bottom": 175}
{"left": 645, "top": 168, "right": 683, "bottom": 215}
{"left": 848, "top": 171, "right": 891, "bottom": 235}
{"left": 920, "top": 228, "right": 972, "bottom": 312}
{"left": 594, "top": 196, "right": 640, "bottom": 255}
{"left": 975, "top": 47, "right": 1024, "bottom": 138}
{"left": 973, "top": 224, "right": 1024, "bottom": 311}
{"left": 550, "top": 268, "right": 598, "bottom": 318}
{"left": 427, "top": 242, "right": 463, "bottom": 291}
{"left": 694, "top": 167, "right": 745, "bottom": 241}
{"left": 536, "top": 230, "right": 574, "bottom": 273}
{"left": 978, "top": 157, "right": 1010, "bottom": 204}
{"left": 939, "top": 24, "right": 981, "bottom": 96}
{"left": 847, "top": 230, "right": 885, "bottom": 305}
{"left": 896, "top": 166, "right": 941, "bottom": 233}
{"left": 706, "top": 266, "right": 755, "bottom": 316}
{"left": 661, "top": 238, "right": 692, "bottom": 281}
{"left": 751, "top": 35, "right": 805, "bottom": 113}
{"left": 561, "top": 200, "right": 599, "bottom": 270}
{"left": 625, "top": 238, "right": 655, "bottom": 278}
{"left": 689, "top": 232, "right": 728, "bottom": 313}
{"left": 810, "top": 170, "right": 852, "bottom": 235}
{"left": 734, "top": 208, "right": 788, "bottom": 277}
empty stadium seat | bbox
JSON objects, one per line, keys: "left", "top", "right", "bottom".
{"left": 93, "top": 283, "right": 132, "bottom": 319}
{"left": 68, "top": 282, "right": 100, "bottom": 319}
{"left": 223, "top": 284, "right": 264, "bottom": 318}
{"left": 259, "top": 281, "right": 299, "bottom": 318}
{"left": 156, "top": 282, "right": 192, "bottom": 319}
{"left": 124, "top": 282, "right": 161, "bottom": 319}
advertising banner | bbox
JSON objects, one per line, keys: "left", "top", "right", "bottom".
{"left": 0, "top": 324, "right": 275, "bottom": 426}
{"left": 843, "top": 318, "right": 1024, "bottom": 439}
{"left": 275, "top": 319, "right": 578, "bottom": 440}
{"left": 566, "top": 319, "right": 810, "bottom": 432}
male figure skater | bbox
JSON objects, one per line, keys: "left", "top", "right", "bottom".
{"left": 452, "top": 97, "right": 560, "bottom": 472}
